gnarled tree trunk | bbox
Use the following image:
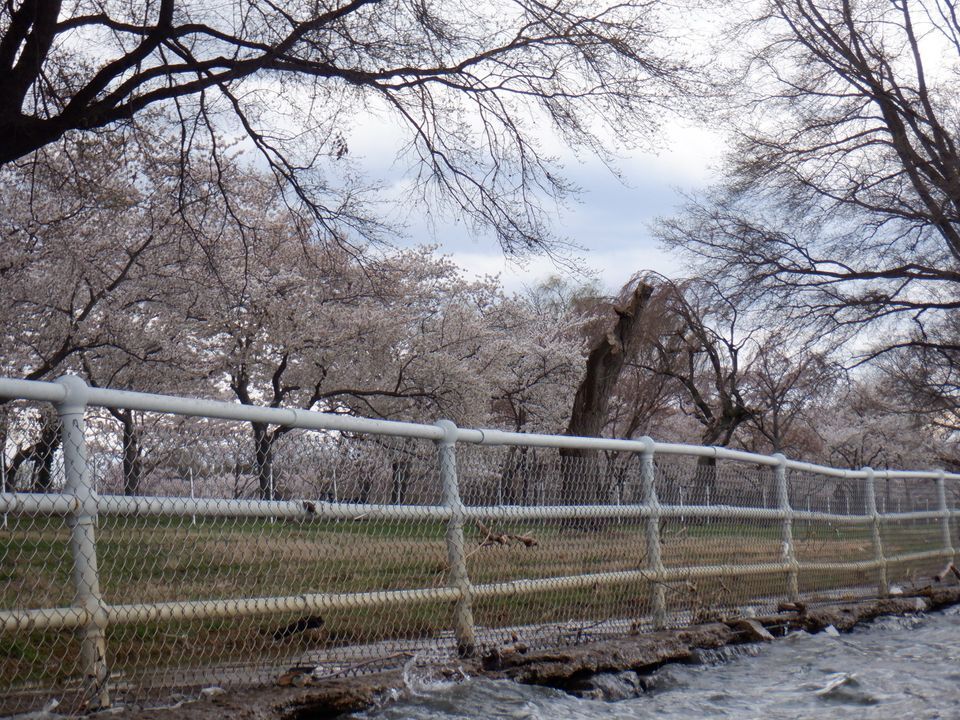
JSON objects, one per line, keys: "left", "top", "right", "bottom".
{"left": 560, "top": 282, "right": 654, "bottom": 504}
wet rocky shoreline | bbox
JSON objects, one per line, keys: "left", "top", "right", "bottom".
{"left": 83, "top": 585, "right": 960, "bottom": 720}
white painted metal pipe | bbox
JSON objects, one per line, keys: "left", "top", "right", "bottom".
{"left": 436, "top": 419, "right": 476, "bottom": 656}
{"left": 937, "top": 472, "right": 955, "bottom": 563}
{"left": 85, "top": 386, "right": 445, "bottom": 440}
{"left": 57, "top": 376, "right": 110, "bottom": 708}
{"left": 864, "top": 467, "right": 889, "bottom": 597}
{"left": 0, "top": 378, "right": 67, "bottom": 404}
{"left": 0, "top": 378, "right": 443, "bottom": 440}
{"left": 1, "top": 490, "right": 912, "bottom": 525}
{"left": 0, "top": 606, "right": 89, "bottom": 632}
{"left": 2, "top": 545, "right": 951, "bottom": 635}
{"left": 640, "top": 438, "right": 666, "bottom": 628}
{"left": 96, "top": 494, "right": 453, "bottom": 520}
{"left": 108, "top": 586, "right": 462, "bottom": 624}
{"left": 8, "top": 487, "right": 944, "bottom": 529}
{"left": 0, "top": 491, "right": 78, "bottom": 515}
{"left": 2, "top": 587, "right": 464, "bottom": 632}
{"left": 4, "top": 377, "right": 960, "bottom": 482}
{"left": 774, "top": 454, "right": 799, "bottom": 601}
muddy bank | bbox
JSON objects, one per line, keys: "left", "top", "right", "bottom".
{"left": 90, "top": 586, "right": 960, "bottom": 720}
{"left": 86, "top": 673, "right": 407, "bottom": 720}
{"left": 484, "top": 588, "right": 960, "bottom": 695}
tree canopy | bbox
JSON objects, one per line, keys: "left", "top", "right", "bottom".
{"left": 3, "top": 0, "right": 959, "bottom": 498}
{"left": 0, "top": 0, "right": 695, "bottom": 253}
{"left": 659, "top": 0, "right": 960, "bottom": 429}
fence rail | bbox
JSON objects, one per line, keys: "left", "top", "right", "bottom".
{"left": 0, "top": 375, "right": 957, "bottom": 714}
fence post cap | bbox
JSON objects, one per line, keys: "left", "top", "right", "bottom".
{"left": 54, "top": 374, "right": 89, "bottom": 414}
{"left": 772, "top": 452, "right": 787, "bottom": 465}
{"left": 637, "top": 435, "right": 655, "bottom": 453}
{"left": 434, "top": 418, "right": 458, "bottom": 445}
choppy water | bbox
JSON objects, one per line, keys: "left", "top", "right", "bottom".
{"left": 356, "top": 607, "right": 960, "bottom": 719}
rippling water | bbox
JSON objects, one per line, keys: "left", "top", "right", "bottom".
{"left": 355, "top": 607, "right": 960, "bottom": 719}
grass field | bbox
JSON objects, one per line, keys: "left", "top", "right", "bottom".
{"left": 0, "top": 510, "right": 952, "bottom": 708}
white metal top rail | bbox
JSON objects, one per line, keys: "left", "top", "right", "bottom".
{"left": 0, "top": 376, "right": 956, "bottom": 481}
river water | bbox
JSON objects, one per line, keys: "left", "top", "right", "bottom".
{"left": 356, "top": 607, "right": 960, "bottom": 719}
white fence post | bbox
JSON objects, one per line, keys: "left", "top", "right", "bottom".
{"left": 56, "top": 375, "right": 110, "bottom": 708}
{"left": 435, "top": 419, "right": 476, "bottom": 656}
{"left": 639, "top": 437, "right": 666, "bottom": 628}
{"left": 937, "top": 471, "right": 955, "bottom": 563}
{"left": 773, "top": 454, "right": 798, "bottom": 601}
{"left": 863, "top": 467, "right": 889, "bottom": 597}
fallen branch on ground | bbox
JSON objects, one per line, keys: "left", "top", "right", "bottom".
{"left": 475, "top": 520, "right": 538, "bottom": 548}
{"left": 935, "top": 562, "right": 960, "bottom": 583}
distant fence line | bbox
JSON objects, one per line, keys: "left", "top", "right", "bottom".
{"left": 0, "top": 375, "right": 957, "bottom": 715}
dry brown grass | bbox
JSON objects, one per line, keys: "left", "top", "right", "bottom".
{"left": 1, "top": 514, "right": 950, "bottom": 708}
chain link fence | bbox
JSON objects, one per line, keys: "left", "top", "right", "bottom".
{"left": 1, "top": 376, "right": 957, "bottom": 714}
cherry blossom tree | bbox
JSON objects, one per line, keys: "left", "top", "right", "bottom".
{"left": 0, "top": 125, "right": 199, "bottom": 490}
{"left": 164, "top": 171, "right": 506, "bottom": 498}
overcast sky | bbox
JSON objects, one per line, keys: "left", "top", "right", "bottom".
{"left": 346, "top": 116, "right": 724, "bottom": 295}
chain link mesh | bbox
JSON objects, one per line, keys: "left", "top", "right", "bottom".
{"left": 2, "top": 399, "right": 957, "bottom": 714}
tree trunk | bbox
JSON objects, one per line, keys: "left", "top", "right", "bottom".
{"left": 5, "top": 436, "right": 51, "bottom": 491}
{"left": 693, "top": 416, "right": 749, "bottom": 515}
{"left": 32, "top": 416, "right": 60, "bottom": 492}
{"left": 357, "top": 475, "right": 373, "bottom": 504}
{"left": 0, "top": 410, "right": 8, "bottom": 492}
{"left": 560, "top": 282, "right": 654, "bottom": 503}
{"left": 252, "top": 422, "right": 275, "bottom": 500}
{"left": 119, "top": 410, "right": 143, "bottom": 496}
{"left": 695, "top": 455, "right": 718, "bottom": 511}
{"left": 520, "top": 449, "right": 532, "bottom": 505}
{"left": 233, "top": 460, "right": 244, "bottom": 499}
{"left": 390, "top": 459, "right": 409, "bottom": 505}
{"left": 499, "top": 447, "right": 531, "bottom": 505}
